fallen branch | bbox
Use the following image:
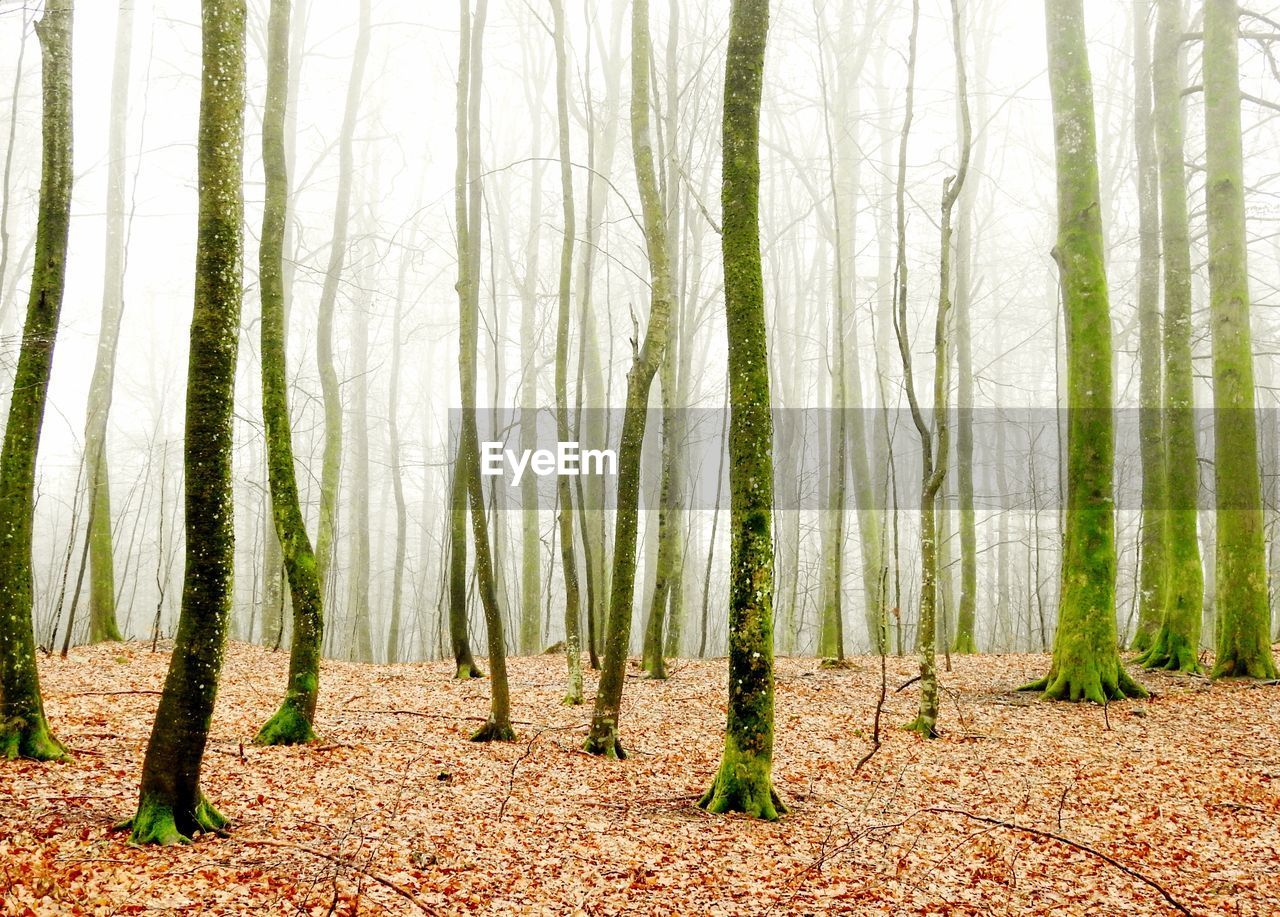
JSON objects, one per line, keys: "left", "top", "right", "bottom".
{"left": 238, "top": 838, "right": 438, "bottom": 915}
{"left": 921, "top": 808, "right": 1193, "bottom": 916}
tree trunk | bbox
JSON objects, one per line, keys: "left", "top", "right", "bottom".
{"left": 314, "top": 0, "right": 370, "bottom": 612}
{"left": 1139, "top": 0, "right": 1202, "bottom": 672}
{"left": 347, "top": 275, "right": 374, "bottom": 664}
{"left": 448, "top": 0, "right": 483, "bottom": 681}
{"left": 456, "top": 0, "right": 514, "bottom": 741}
{"left": 254, "top": 0, "right": 324, "bottom": 746}
{"left": 83, "top": 0, "right": 134, "bottom": 645}
{"left": 0, "top": 0, "right": 73, "bottom": 762}
{"left": 1203, "top": 0, "right": 1277, "bottom": 679}
{"left": 386, "top": 251, "right": 409, "bottom": 664}
{"left": 699, "top": 0, "right": 782, "bottom": 820}
{"left": 1023, "top": 0, "right": 1145, "bottom": 702}
{"left": 583, "top": 0, "right": 676, "bottom": 759}
{"left": 550, "top": 0, "right": 583, "bottom": 705}
{"left": 128, "top": 0, "right": 245, "bottom": 842}
{"left": 1129, "top": 0, "right": 1167, "bottom": 656}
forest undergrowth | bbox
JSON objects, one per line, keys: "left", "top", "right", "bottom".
{"left": 2, "top": 642, "right": 1277, "bottom": 915}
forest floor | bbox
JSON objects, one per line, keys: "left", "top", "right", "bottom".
{"left": 1, "top": 643, "right": 1278, "bottom": 915}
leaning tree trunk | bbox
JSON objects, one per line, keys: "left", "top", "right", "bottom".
{"left": 1139, "top": 0, "right": 1202, "bottom": 672}
{"left": 1023, "top": 0, "right": 1146, "bottom": 702}
{"left": 83, "top": 0, "right": 134, "bottom": 645}
{"left": 314, "top": 0, "right": 371, "bottom": 611}
{"left": 0, "top": 0, "right": 73, "bottom": 762}
{"left": 1129, "top": 0, "right": 1167, "bottom": 656}
{"left": 128, "top": 0, "right": 245, "bottom": 843}
{"left": 583, "top": 0, "right": 676, "bottom": 759}
{"left": 1203, "top": 0, "right": 1277, "bottom": 679}
{"left": 254, "top": 0, "right": 324, "bottom": 746}
{"left": 550, "top": 0, "right": 583, "bottom": 705}
{"left": 699, "top": 0, "right": 783, "bottom": 820}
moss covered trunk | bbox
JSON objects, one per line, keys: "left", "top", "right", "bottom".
{"left": 1203, "top": 0, "right": 1277, "bottom": 679}
{"left": 0, "top": 0, "right": 73, "bottom": 761}
{"left": 1025, "top": 0, "right": 1145, "bottom": 702}
{"left": 699, "top": 0, "right": 782, "bottom": 820}
{"left": 1140, "top": 0, "right": 1202, "bottom": 672}
{"left": 254, "top": 0, "right": 323, "bottom": 747}
{"left": 84, "top": 0, "right": 134, "bottom": 645}
{"left": 1130, "top": 0, "right": 1167, "bottom": 656}
{"left": 129, "top": 0, "right": 245, "bottom": 843}
{"left": 584, "top": 0, "right": 674, "bottom": 759}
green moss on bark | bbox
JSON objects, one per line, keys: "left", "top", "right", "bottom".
{"left": 129, "top": 0, "right": 246, "bottom": 843}
{"left": 127, "top": 793, "right": 228, "bottom": 846}
{"left": 0, "top": 0, "right": 73, "bottom": 760}
{"left": 1027, "top": 0, "right": 1143, "bottom": 703}
{"left": 1203, "top": 0, "right": 1278, "bottom": 681}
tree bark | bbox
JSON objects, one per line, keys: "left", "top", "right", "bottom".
{"left": 314, "top": 0, "right": 371, "bottom": 614}
{"left": 1139, "top": 0, "right": 1203, "bottom": 672}
{"left": 699, "top": 0, "right": 782, "bottom": 820}
{"left": 1203, "top": 0, "right": 1277, "bottom": 679}
{"left": 583, "top": 0, "right": 676, "bottom": 759}
{"left": 1023, "top": 0, "right": 1145, "bottom": 702}
{"left": 82, "top": 0, "right": 135, "bottom": 645}
{"left": 0, "top": 0, "right": 73, "bottom": 762}
{"left": 254, "top": 0, "right": 324, "bottom": 746}
{"left": 128, "top": 0, "right": 245, "bottom": 842}
{"left": 1129, "top": 0, "right": 1167, "bottom": 657}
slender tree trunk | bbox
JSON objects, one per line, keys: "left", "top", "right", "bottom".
{"left": 1138, "top": 0, "right": 1203, "bottom": 671}
{"left": 550, "top": 0, "right": 583, "bottom": 705}
{"left": 1023, "top": 0, "right": 1145, "bottom": 702}
{"left": 448, "top": 0, "right": 483, "bottom": 681}
{"left": 517, "top": 142, "right": 544, "bottom": 659}
{"left": 128, "top": 0, "right": 245, "bottom": 842}
{"left": 699, "top": 0, "right": 782, "bottom": 820}
{"left": 386, "top": 251, "right": 409, "bottom": 664}
{"left": 82, "top": 0, "right": 135, "bottom": 645}
{"left": 456, "top": 0, "right": 514, "bottom": 741}
{"left": 314, "top": 0, "right": 370, "bottom": 612}
{"left": 584, "top": 0, "right": 676, "bottom": 759}
{"left": 347, "top": 277, "right": 374, "bottom": 663}
{"left": 0, "top": 0, "right": 73, "bottom": 761}
{"left": 254, "top": 0, "right": 323, "bottom": 746}
{"left": 1129, "top": 0, "right": 1167, "bottom": 656}
{"left": 1203, "top": 0, "right": 1277, "bottom": 679}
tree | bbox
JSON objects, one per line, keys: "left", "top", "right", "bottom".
{"left": 1129, "top": 0, "right": 1166, "bottom": 656}
{"left": 447, "top": 0, "right": 484, "bottom": 681}
{"left": 254, "top": 0, "right": 324, "bottom": 747}
{"left": 127, "top": 0, "right": 246, "bottom": 843}
{"left": 1022, "top": 0, "right": 1145, "bottom": 703}
{"left": 583, "top": 0, "right": 676, "bottom": 758}
{"left": 82, "top": 0, "right": 135, "bottom": 645}
{"left": 893, "top": 0, "right": 971, "bottom": 737}
{"left": 0, "top": 0, "right": 73, "bottom": 762}
{"left": 456, "top": 0, "right": 516, "bottom": 742}
{"left": 1203, "top": 0, "right": 1277, "bottom": 680}
{"left": 314, "top": 0, "right": 371, "bottom": 611}
{"left": 550, "top": 0, "right": 584, "bottom": 705}
{"left": 699, "top": 0, "right": 782, "bottom": 820}
{"left": 1139, "top": 0, "right": 1202, "bottom": 672}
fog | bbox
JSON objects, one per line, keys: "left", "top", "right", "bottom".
{"left": 3, "top": 0, "right": 1280, "bottom": 661}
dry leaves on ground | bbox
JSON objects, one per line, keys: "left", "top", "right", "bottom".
{"left": 2, "top": 642, "right": 1278, "bottom": 915}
